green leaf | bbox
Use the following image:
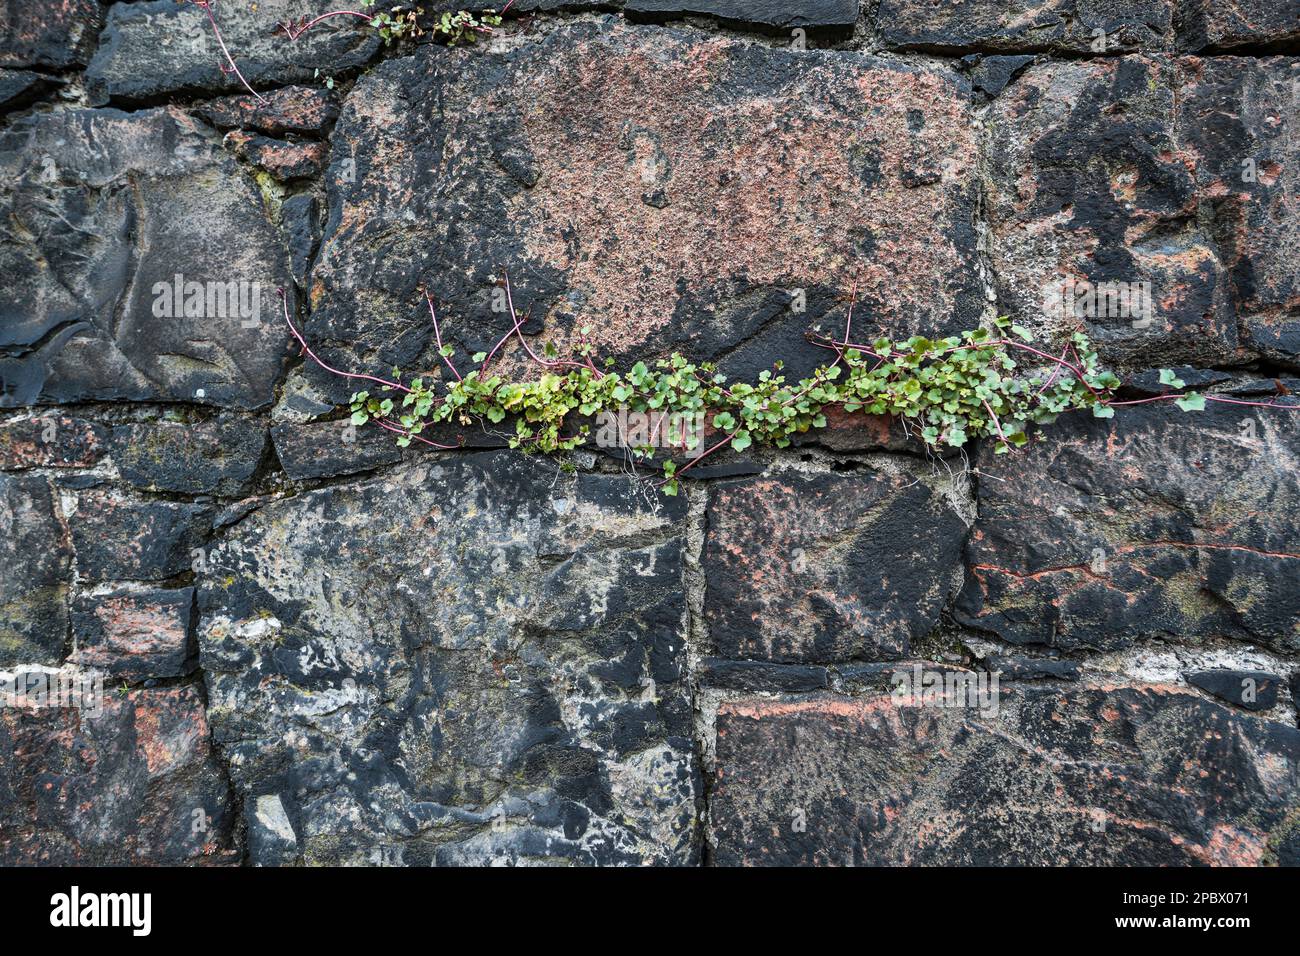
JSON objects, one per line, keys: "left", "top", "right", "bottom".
{"left": 1091, "top": 404, "right": 1115, "bottom": 418}
{"left": 1175, "top": 392, "right": 1206, "bottom": 412}
{"left": 1010, "top": 324, "right": 1034, "bottom": 342}
{"left": 730, "top": 430, "right": 752, "bottom": 452}
{"left": 1158, "top": 368, "right": 1186, "bottom": 389}
{"left": 472, "top": 352, "right": 487, "bottom": 363}
{"left": 351, "top": 411, "right": 369, "bottom": 426}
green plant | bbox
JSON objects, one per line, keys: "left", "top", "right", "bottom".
{"left": 278, "top": 282, "right": 1297, "bottom": 497}
{"left": 274, "top": 3, "right": 504, "bottom": 45}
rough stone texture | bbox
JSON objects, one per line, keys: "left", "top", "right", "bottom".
{"left": 625, "top": 0, "right": 859, "bottom": 39}
{"left": 0, "top": 107, "right": 290, "bottom": 409}
{"left": 194, "top": 86, "right": 340, "bottom": 138}
{"left": 0, "top": 474, "right": 71, "bottom": 667}
{"left": 109, "top": 419, "right": 267, "bottom": 497}
{"left": 987, "top": 55, "right": 1300, "bottom": 367}
{"left": 86, "top": 0, "right": 381, "bottom": 106}
{"left": 961, "top": 52, "right": 1034, "bottom": 96}
{"left": 0, "top": 68, "right": 50, "bottom": 111}
{"left": 224, "top": 131, "right": 327, "bottom": 181}
{"left": 956, "top": 396, "right": 1300, "bottom": 653}
{"left": 0, "top": 0, "right": 102, "bottom": 70}
{"left": 704, "top": 468, "right": 967, "bottom": 663}
{"left": 270, "top": 419, "right": 403, "bottom": 480}
{"left": 1178, "top": 0, "right": 1300, "bottom": 52}
{"left": 71, "top": 588, "right": 197, "bottom": 681}
{"left": 698, "top": 658, "right": 830, "bottom": 691}
{"left": 198, "top": 453, "right": 698, "bottom": 865}
{"left": 711, "top": 686, "right": 1300, "bottom": 865}
{"left": 281, "top": 193, "right": 320, "bottom": 286}
{"left": 987, "top": 654, "right": 1080, "bottom": 681}
{"left": 0, "top": 685, "right": 238, "bottom": 865}
{"left": 0, "top": 415, "right": 106, "bottom": 469}
{"left": 308, "top": 21, "right": 981, "bottom": 401}
{"left": 877, "top": 0, "right": 1175, "bottom": 53}
{"left": 69, "top": 490, "right": 211, "bottom": 583}
{"left": 1178, "top": 57, "right": 1300, "bottom": 363}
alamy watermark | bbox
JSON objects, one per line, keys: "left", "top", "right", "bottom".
{"left": 152, "top": 273, "right": 263, "bottom": 328}
{"left": 1055, "top": 277, "right": 1153, "bottom": 329}
{"left": 1, "top": 667, "right": 104, "bottom": 718}
{"left": 890, "top": 663, "right": 1000, "bottom": 716}
{"left": 593, "top": 405, "right": 706, "bottom": 457}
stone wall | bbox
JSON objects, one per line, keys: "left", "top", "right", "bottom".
{"left": 1, "top": 0, "right": 1298, "bottom": 866}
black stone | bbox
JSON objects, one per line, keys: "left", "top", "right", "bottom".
{"left": 699, "top": 658, "right": 830, "bottom": 692}
{"left": 987, "top": 655, "right": 1081, "bottom": 681}
{"left": 624, "top": 0, "right": 858, "bottom": 40}
{"left": 1187, "top": 669, "right": 1280, "bottom": 711}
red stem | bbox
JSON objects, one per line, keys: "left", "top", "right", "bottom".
{"left": 278, "top": 289, "right": 410, "bottom": 393}
{"left": 375, "top": 417, "right": 460, "bottom": 449}
{"left": 424, "top": 289, "right": 462, "bottom": 382}
{"left": 664, "top": 429, "right": 740, "bottom": 484}
{"left": 982, "top": 398, "right": 1012, "bottom": 450}
{"left": 277, "top": 10, "right": 373, "bottom": 41}
{"left": 192, "top": 1, "right": 266, "bottom": 103}
{"left": 782, "top": 280, "right": 856, "bottom": 410}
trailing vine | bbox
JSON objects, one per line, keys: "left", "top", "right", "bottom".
{"left": 278, "top": 280, "right": 1299, "bottom": 496}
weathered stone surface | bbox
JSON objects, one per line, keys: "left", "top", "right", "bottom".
{"left": 198, "top": 452, "right": 698, "bottom": 865}
{"left": 0, "top": 68, "right": 50, "bottom": 111}
{"left": 704, "top": 467, "right": 968, "bottom": 663}
{"left": 0, "top": 0, "right": 102, "bottom": 70}
{"left": 1176, "top": 58, "right": 1300, "bottom": 362}
{"left": 248, "top": 793, "right": 299, "bottom": 866}
{"left": 86, "top": 0, "right": 380, "bottom": 105}
{"left": 308, "top": 21, "right": 980, "bottom": 402}
{"left": 877, "top": 0, "right": 1174, "bottom": 53}
{"left": 987, "top": 654, "right": 1080, "bottom": 681}
{"left": 194, "top": 85, "right": 340, "bottom": 138}
{"left": 961, "top": 52, "right": 1035, "bottom": 97}
{"left": 0, "top": 685, "right": 238, "bottom": 864}
{"left": 710, "top": 686, "right": 1300, "bottom": 865}
{"left": 224, "top": 131, "right": 327, "bottom": 181}
{"left": 699, "top": 658, "right": 829, "bottom": 691}
{"left": 0, "top": 107, "right": 290, "bottom": 409}
{"left": 956, "top": 396, "right": 1300, "bottom": 653}
{"left": 282, "top": 193, "right": 320, "bottom": 286}
{"left": 69, "top": 490, "right": 211, "bottom": 583}
{"left": 0, "top": 474, "right": 71, "bottom": 667}
{"left": 1187, "top": 669, "right": 1281, "bottom": 711}
{"left": 1178, "top": 0, "right": 1300, "bottom": 52}
{"left": 0, "top": 415, "right": 105, "bottom": 469}
{"left": 625, "top": 0, "right": 859, "bottom": 39}
{"left": 987, "top": 56, "right": 1300, "bottom": 367}
{"left": 71, "top": 588, "right": 197, "bottom": 681}
{"left": 109, "top": 419, "right": 267, "bottom": 497}
{"left": 270, "top": 419, "right": 403, "bottom": 480}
